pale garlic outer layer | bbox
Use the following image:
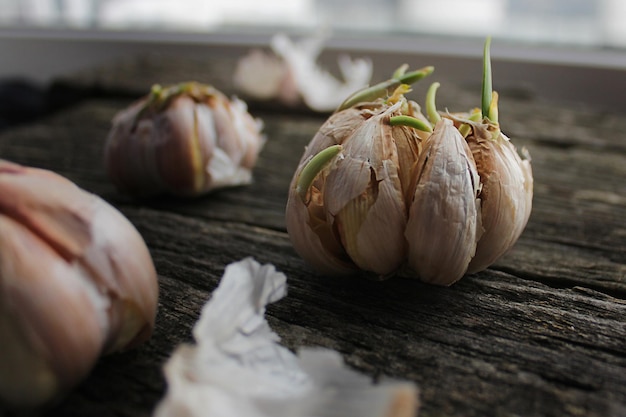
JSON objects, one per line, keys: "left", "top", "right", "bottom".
{"left": 0, "top": 160, "right": 158, "bottom": 409}
{"left": 105, "top": 83, "right": 265, "bottom": 197}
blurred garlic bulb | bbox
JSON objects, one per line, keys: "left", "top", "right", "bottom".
{"left": 234, "top": 32, "right": 373, "bottom": 112}
{"left": 105, "top": 82, "right": 265, "bottom": 197}
{"left": 0, "top": 160, "right": 158, "bottom": 409}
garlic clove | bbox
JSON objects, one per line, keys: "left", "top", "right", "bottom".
{"left": 285, "top": 194, "right": 357, "bottom": 276}
{"left": 463, "top": 38, "right": 534, "bottom": 273}
{"left": 86, "top": 197, "right": 159, "bottom": 352}
{"left": 465, "top": 122, "right": 533, "bottom": 273}
{"left": 0, "top": 215, "right": 106, "bottom": 408}
{"left": 286, "top": 107, "right": 374, "bottom": 276}
{"left": 153, "top": 94, "right": 209, "bottom": 194}
{"left": 389, "top": 122, "right": 425, "bottom": 207}
{"left": 405, "top": 119, "right": 481, "bottom": 285}
{"left": 324, "top": 104, "right": 408, "bottom": 276}
{"left": 0, "top": 160, "right": 158, "bottom": 408}
{"left": 286, "top": 146, "right": 357, "bottom": 276}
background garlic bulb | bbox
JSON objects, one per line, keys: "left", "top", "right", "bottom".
{"left": 233, "top": 32, "right": 373, "bottom": 112}
{"left": 105, "top": 82, "right": 265, "bottom": 197}
{"left": 405, "top": 118, "right": 482, "bottom": 285}
{"left": 0, "top": 159, "right": 159, "bottom": 409}
{"left": 286, "top": 39, "right": 533, "bottom": 285}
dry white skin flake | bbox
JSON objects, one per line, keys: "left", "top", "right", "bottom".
{"left": 154, "top": 258, "right": 419, "bottom": 417}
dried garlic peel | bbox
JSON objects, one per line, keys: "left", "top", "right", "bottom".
{"left": 154, "top": 258, "right": 419, "bottom": 417}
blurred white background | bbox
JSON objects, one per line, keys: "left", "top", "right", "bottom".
{"left": 0, "top": 0, "right": 624, "bottom": 112}
{"left": 1, "top": 0, "right": 625, "bottom": 48}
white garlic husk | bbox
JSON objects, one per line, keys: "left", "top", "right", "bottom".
{"left": 0, "top": 160, "right": 158, "bottom": 409}
{"left": 154, "top": 257, "right": 420, "bottom": 417}
{"left": 105, "top": 82, "right": 265, "bottom": 197}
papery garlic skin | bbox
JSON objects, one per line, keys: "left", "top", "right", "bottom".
{"left": 105, "top": 82, "right": 265, "bottom": 197}
{"left": 154, "top": 257, "right": 419, "bottom": 417}
{"left": 286, "top": 100, "right": 425, "bottom": 277}
{"left": 405, "top": 119, "right": 481, "bottom": 285}
{"left": 0, "top": 160, "right": 158, "bottom": 409}
{"left": 463, "top": 121, "right": 533, "bottom": 274}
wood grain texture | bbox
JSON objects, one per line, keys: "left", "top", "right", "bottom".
{"left": 0, "top": 55, "right": 624, "bottom": 417}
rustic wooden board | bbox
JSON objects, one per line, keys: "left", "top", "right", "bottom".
{"left": 0, "top": 54, "right": 625, "bottom": 417}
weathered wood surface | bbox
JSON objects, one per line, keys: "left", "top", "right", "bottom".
{"left": 0, "top": 53, "right": 625, "bottom": 417}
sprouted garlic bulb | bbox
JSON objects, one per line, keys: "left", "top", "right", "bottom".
{"left": 105, "top": 82, "right": 265, "bottom": 197}
{"left": 0, "top": 160, "right": 158, "bottom": 410}
{"left": 286, "top": 38, "right": 533, "bottom": 285}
